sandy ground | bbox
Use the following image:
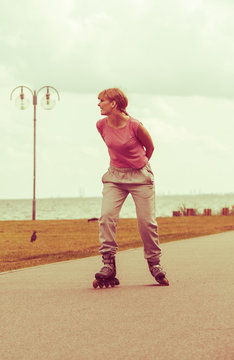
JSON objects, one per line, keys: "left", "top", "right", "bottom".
{"left": 0, "top": 231, "right": 234, "bottom": 360}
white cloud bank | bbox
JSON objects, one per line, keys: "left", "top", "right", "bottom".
{"left": 0, "top": 0, "right": 234, "bottom": 97}
{"left": 0, "top": 0, "right": 233, "bottom": 198}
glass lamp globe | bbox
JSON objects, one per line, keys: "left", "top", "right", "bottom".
{"left": 15, "top": 95, "right": 30, "bottom": 110}
{"left": 40, "top": 95, "right": 56, "bottom": 110}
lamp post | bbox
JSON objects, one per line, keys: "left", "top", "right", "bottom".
{"left": 10, "top": 85, "right": 60, "bottom": 220}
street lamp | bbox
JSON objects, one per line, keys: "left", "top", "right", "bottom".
{"left": 10, "top": 85, "right": 60, "bottom": 220}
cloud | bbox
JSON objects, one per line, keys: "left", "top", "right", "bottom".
{"left": 0, "top": 0, "right": 233, "bottom": 97}
{"left": 1, "top": 1, "right": 234, "bottom": 198}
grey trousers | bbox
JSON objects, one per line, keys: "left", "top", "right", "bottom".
{"left": 98, "top": 163, "right": 162, "bottom": 264}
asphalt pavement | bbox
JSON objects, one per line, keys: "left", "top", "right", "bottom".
{"left": 1, "top": 231, "right": 234, "bottom": 360}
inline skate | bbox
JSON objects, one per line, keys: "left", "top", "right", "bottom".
{"left": 93, "top": 253, "right": 120, "bottom": 289}
{"left": 148, "top": 261, "right": 169, "bottom": 286}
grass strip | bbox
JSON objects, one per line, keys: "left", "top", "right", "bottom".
{"left": 0, "top": 216, "right": 233, "bottom": 272}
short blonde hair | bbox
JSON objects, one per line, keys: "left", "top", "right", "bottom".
{"left": 98, "top": 88, "right": 128, "bottom": 115}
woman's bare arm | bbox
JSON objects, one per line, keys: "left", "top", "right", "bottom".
{"left": 137, "top": 124, "right": 155, "bottom": 160}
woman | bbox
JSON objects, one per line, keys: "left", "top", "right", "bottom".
{"left": 93, "top": 88, "right": 169, "bottom": 288}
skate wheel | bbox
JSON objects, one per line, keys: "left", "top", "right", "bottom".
{"left": 156, "top": 275, "right": 169, "bottom": 286}
{"left": 93, "top": 277, "right": 120, "bottom": 289}
{"left": 93, "top": 279, "right": 104, "bottom": 288}
{"left": 161, "top": 277, "right": 169, "bottom": 286}
{"left": 93, "top": 280, "right": 98, "bottom": 289}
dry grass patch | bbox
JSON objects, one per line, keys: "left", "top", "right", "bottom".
{"left": 0, "top": 216, "right": 233, "bottom": 272}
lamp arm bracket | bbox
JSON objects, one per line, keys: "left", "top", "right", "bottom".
{"left": 10, "top": 86, "right": 34, "bottom": 100}
{"left": 37, "top": 86, "right": 60, "bottom": 100}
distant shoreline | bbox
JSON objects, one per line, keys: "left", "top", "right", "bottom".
{"left": 1, "top": 194, "right": 234, "bottom": 220}
{"left": 1, "top": 192, "right": 234, "bottom": 200}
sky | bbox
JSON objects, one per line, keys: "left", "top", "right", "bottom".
{"left": 0, "top": 0, "right": 233, "bottom": 199}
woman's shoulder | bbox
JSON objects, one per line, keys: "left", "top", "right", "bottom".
{"left": 128, "top": 117, "right": 142, "bottom": 133}
{"left": 96, "top": 117, "right": 107, "bottom": 130}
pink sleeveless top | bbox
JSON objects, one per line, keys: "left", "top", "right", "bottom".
{"left": 96, "top": 117, "right": 148, "bottom": 169}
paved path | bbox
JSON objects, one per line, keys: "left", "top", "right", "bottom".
{"left": 1, "top": 231, "right": 234, "bottom": 360}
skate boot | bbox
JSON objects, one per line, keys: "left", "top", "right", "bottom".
{"left": 93, "top": 253, "right": 120, "bottom": 289}
{"left": 148, "top": 261, "right": 169, "bottom": 286}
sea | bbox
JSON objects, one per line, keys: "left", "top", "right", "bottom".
{"left": 0, "top": 193, "right": 234, "bottom": 221}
